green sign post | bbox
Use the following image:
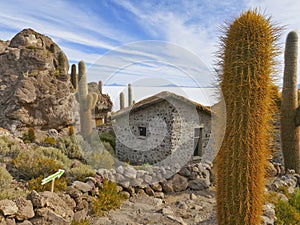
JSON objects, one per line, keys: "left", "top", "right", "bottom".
{"left": 41, "top": 169, "right": 65, "bottom": 192}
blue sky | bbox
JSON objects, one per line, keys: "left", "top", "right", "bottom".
{"left": 1, "top": 0, "right": 300, "bottom": 87}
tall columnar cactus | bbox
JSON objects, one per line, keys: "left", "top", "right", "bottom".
{"left": 98, "top": 80, "right": 103, "bottom": 94}
{"left": 70, "top": 64, "right": 78, "bottom": 90}
{"left": 281, "top": 31, "right": 300, "bottom": 173}
{"left": 58, "top": 52, "right": 65, "bottom": 73}
{"left": 216, "top": 10, "right": 280, "bottom": 225}
{"left": 128, "top": 83, "right": 133, "bottom": 106}
{"left": 120, "top": 92, "right": 125, "bottom": 109}
{"left": 77, "top": 60, "right": 98, "bottom": 142}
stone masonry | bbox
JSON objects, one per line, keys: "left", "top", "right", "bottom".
{"left": 112, "top": 91, "right": 212, "bottom": 165}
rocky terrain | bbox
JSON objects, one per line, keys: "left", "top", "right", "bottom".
{"left": 0, "top": 28, "right": 299, "bottom": 225}
{"left": 0, "top": 29, "right": 112, "bottom": 133}
{"left": 0, "top": 29, "right": 73, "bottom": 131}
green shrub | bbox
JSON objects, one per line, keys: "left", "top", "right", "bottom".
{"left": 22, "top": 128, "right": 36, "bottom": 143}
{"left": 68, "top": 163, "right": 95, "bottom": 182}
{"left": 26, "top": 45, "right": 36, "bottom": 49}
{"left": 86, "top": 150, "right": 114, "bottom": 169}
{"left": 0, "top": 166, "right": 12, "bottom": 189}
{"left": 12, "top": 151, "right": 64, "bottom": 180}
{"left": 288, "top": 188, "right": 300, "bottom": 212}
{"left": 0, "top": 166, "right": 25, "bottom": 200}
{"left": 71, "top": 219, "right": 90, "bottom": 225}
{"left": 28, "top": 175, "right": 68, "bottom": 192}
{"left": 275, "top": 200, "right": 300, "bottom": 225}
{"left": 42, "top": 137, "right": 57, "bottom": 146}
{"left": 91, "top": 179, "right": 128, "bottom": 216}
{"left": 57, "top": 136, "right": 83, "bottom": 160}
{"left": 102, "top": 141, "right": 115, "bottom": 156}
{"left": 99, "top": 132, "right": 115, "bottom": 150}
{"left": 36, "top": 146, "right": 70, "bottom": 167}
{"left": 0, "top": 136, "right": 20, "bottom": 162}
{"left": 267, "top": 188, "right": 300, "bottom": 224}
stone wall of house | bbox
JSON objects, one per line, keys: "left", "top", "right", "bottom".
{"left": 113, "top": 100, "right": 173, "bottom": 165}
{"left": 113, "top": 99, "right": 212, "bottom": 165}
{"left": 168, "top": 98, "right": 212, "bottom": 167}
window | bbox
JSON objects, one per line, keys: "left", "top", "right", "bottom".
{"left": 139, "top": 126, "right": 146, "bottom": 137}
{"left": 194, "top": 127, "right": 203, "bottom": 157}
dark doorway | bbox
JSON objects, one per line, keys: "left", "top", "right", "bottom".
{"left": 194, "top": 127, "right": 203, "bottom": 156}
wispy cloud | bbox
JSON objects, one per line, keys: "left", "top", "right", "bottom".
{"left": 1, "top": 0, "right": 300, "bottom": 87}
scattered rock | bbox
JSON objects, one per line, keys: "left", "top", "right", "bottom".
{"left": 171, "top": 174, "right": 189, "bottom": 192}
{"left": 28, "top": 191, "right": 74, "bottom": 222}
{"left": 161, "top": 180, "right": 174, "bottom": 193}
{"left": 158, "top": 207, "right": 173, "bottom": 215}
{"left": 188, "top": 179, "right": 210, "bottom": 190}
{"left": 166, "top": 214, "right": 187, "bottom": 225}
{"left": 144, "top": 186, "right": 155, "bottom": 196}
{"left": 17, "top": 220, "right": 33, "bottom": 225}
{"left": 150, "top": 182, "right": 162, "bottom": 192}
{"left": 0, "top": 199, "right": 18, "bottom": 216}
{"left": 13, "top": 197, "right": 35, "bottom": 220}
{"left": 72, "top": 181, "right": 93, "bottom": 193}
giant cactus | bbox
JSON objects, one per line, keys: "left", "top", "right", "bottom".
{"left": 73, "top": 60, "right": 98, "bottom": 142}
{"left": 128, "top": 83, "right": 133, "bottom": 106}
{"left": 120, "top": 92, "right": 125, "bottom": 109}
{"left": 281, "top": 31, "right": 300, "bottom": 173}
{"left": 216, "top": 10, "right": 280, "bottom": 225}
{"left": 70, "top": 64, "right": 78, "bottom": 90}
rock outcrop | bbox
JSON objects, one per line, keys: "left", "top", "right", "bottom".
{"left": 88, "top": 82, "right": 112, "bottom": 125}
{"left": 0, "top": 28, "right": 74, "bottom": 131}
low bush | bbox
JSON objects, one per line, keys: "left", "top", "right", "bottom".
{"left": 42, "top": 136, "right": 57, "bottom": 146}
{"left": 22, "top": 128, "right": 36, "bottom": 143}
{"left": 275, "top": 200, "right": 300, "bottom": 225}
{"left": 71, "top": 219, "right": 90, "bottom": 225}
{"left": 267, "top": 187, "right": 300, "bottom": 225}
{"left": 28, "top": 175, "right": 68, "bottom": 192}
{"left": 12, "top": 150, "right": 64, "bottom": 180}
{"left": 86, "top": 150, "right": 115, "bottom": 169}
{"left": 57, "top": 136, "right": 84, "bottom": 160}
{"left": 36, "top": 146, "right": 70, "bottom": 167}
{"left": 90, "top": 179, "right": 127, "bottom": 216}
{"left": 0, "top": 166, "right": 23, "bottom": 200}
{"left": 68, "top": 163, "right": 96, "bottom": 182}
{"left": 99, "top": 132, "right": 115, "bottom": 150}
{"left": 0, "top": 136, "right": 20, "bottom": 162}
{"left": 0, "top": 166, "right": 12, "bottom": 190}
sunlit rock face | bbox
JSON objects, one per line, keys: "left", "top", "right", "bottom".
{"left": 0, "top": 28, "right": 74, "bottom": 131}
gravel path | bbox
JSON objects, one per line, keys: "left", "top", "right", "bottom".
{"left": 91, "top": 188, "right": 217, "bottom": 225}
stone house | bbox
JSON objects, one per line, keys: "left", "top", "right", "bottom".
{"left": 111, "top": 91, "right": 212, "bottom": 165}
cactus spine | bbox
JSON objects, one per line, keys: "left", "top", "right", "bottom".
{"left": 76, "top": 60, "right": 98, "bottom": 142}
{"left": 216, "top": 10, "right": 280, "bottom": 225}
{"left": 120, "top": 92, "right": 125, "bottom": 109}
{"left": 281, "top": 31, "right": 300, "bottom": 173}
{"left": 128, "top": 83, "right": 133, "bottom": 106}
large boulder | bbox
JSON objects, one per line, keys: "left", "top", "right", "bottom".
{"left": 28, "top": 191, "right": 74, "bottom": 224}
{"left": 0, "top": 28, "right": 74, "bottom": 131}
